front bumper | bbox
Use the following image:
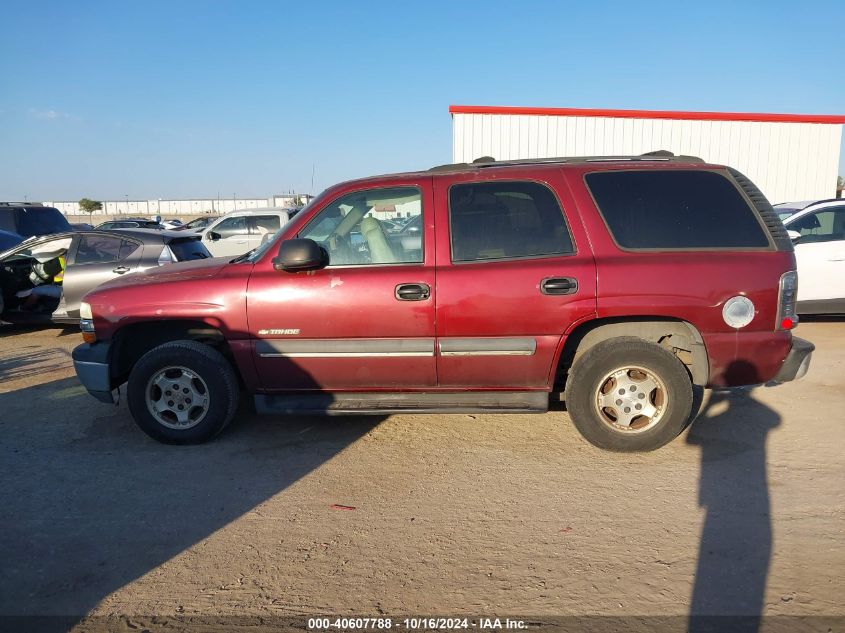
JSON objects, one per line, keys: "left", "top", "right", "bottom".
{"left": 72, "top": 342, "right": 115, "bottom": 404}
{"left": 770, "top": 336, "right": 814, "bottom": 384}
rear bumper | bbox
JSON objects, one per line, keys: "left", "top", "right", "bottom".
{"left": 770, "top": 336, "right": 814, "bottom": 384}
{"left": 72, "top": 342, "right": 115, "bottom": 404}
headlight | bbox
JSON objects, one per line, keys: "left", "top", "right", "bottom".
{"left": 79, "top": 302, "right": 96, "bottom": 342}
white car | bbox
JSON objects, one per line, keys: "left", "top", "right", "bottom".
{"left": 781, "top": 199, "right": 845, "bottom": 314}
{"left": 200, "top": 208, "right": 290, "bottom": 257}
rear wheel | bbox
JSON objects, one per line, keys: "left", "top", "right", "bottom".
{"left": 564, "top": 337, "right": 693, "bottom": 452}
{"left": 127, "top": 340, "right": 239, "bottom": 444}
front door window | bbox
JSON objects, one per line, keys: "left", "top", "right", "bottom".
{"left": 299, "top": 187, "right": 423, "bottom": 266}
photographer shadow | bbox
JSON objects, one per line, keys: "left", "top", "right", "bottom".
{"left": 686, "top": 362, "right": 781, "bottom": 633}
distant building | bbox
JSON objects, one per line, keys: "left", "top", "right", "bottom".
{"left": 271, "top": 193, "right": 315, "bottom": 208}
{"left": 450, "top": 105, "right": 845, "bottom": 202}
{"left": 45, "top": 194, "right": 314, "bottom": 217}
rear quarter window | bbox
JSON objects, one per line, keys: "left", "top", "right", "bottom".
{"left": 585, "top": 170, "right": 770, "bottom": 250}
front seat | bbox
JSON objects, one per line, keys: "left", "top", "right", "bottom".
{"left": 360, "top": 217, "right": 398, "bottom": 263}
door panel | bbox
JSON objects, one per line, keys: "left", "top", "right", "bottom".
{"left": 62, "top": 235, "right": 142, "bottom": 318}
{"left": 433, "top": 171, "right": 597, "bottom": 389}
{"left": 248, "top": 265, "right": 436, "bottom": 390}
{"left": 248, "top": 179, "right": 436, "bottom": 391}
{"left": 794, "top": 241, "right": 845, "bottom": 301}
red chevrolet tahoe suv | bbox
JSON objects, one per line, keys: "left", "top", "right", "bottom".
{"left": 72, "top": 154, "right": 813, "bottom": 451}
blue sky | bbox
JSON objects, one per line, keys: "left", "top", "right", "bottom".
{"left": 1, "top": 0, "right": 843, "bottom": 201}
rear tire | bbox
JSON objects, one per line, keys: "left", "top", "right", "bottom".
{"left": 127, "top": 340, "right": 239, "bottom": 444}
{"left": 564, "top": 337, "right": 693, "bottom": 452}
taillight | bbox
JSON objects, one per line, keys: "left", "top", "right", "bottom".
{"left": 776, "top": 271, "right": 798, "bottom": 330}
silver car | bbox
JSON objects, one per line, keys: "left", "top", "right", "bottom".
{"left": 0, "top": 229, "right": 211, "bottom": 325}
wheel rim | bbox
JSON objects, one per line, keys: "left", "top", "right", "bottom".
{"left": 593, "top": 365, "right": 667, "bottom": 433}
{"left": 145, "top": 366, "right": 210, "bottom": 430}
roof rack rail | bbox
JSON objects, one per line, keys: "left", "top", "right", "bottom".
{"left": 0, "top": 201, "right": 44, "bottom": 206}
{"left": 428, "top": 150, "right": 704, "bottom": 172}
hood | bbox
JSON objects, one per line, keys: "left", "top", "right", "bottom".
{"left": 97, "top": 256, "right": 235, "bottom": 291}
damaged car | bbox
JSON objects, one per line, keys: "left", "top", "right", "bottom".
{"left": 0, "top": 229, "right": 211, "bottom": 325}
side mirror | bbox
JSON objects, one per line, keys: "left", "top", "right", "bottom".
{"left": 273, "top": 238, "right": 328, "bottom": 272}
{"left": 787, "top": 230, "right": 801, "bottom": 242}
{"left": 206, "top": 231, "right": 221, "bottom": 241}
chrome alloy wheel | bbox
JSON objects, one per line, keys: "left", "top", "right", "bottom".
{"left": 145, "top": 366, "right": 210, "bottom": 430}
{"left": 594, "top": 365, "right": 668, "bottom": 433}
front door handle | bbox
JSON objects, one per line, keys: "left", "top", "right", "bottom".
{"left": 112, "top": 266, "right": 131, "bottom": 274}
{"left": 395, "top": 283, "right": 431, "bottom": 301}
{"left": 541, "top": 277, "right": 578, "bottom": 295}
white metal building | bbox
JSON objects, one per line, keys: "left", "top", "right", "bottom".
{"left": 44, "top": 194, "right": 314, "bottom": 217}
{"left": 450, "top": 105, "right": 845, "bottom": 203}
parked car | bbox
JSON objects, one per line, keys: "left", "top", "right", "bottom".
{"left": 0, "top": 203, "right": 72, "bottom": 240}
{"left": 95, "top": 219, "right": 163, "bottom": 230}
{"left": 73, "top": 153, "right": 812, "bottom": 450}
{"left": 200, "top": 208, "right": 291, "bottom": 257}
{"left": 781, "top": 198, "right": 845, "bottom": 314}
{"left": 70, "top": 223, "right": 94, "bottom": 231}
{"left": 0, "top": 229, "right": 210, "bottom": 324}
{"left": 160, "top": 219, "right": 183, "bottom": 230}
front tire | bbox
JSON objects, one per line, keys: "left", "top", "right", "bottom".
{"left": 564, "top": 337, "right": 694, "bottom": 452}
{"left": 127, "top": 340, "right": 239, "bottom": 444}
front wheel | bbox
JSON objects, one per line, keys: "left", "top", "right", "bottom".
{"left": 564, "top": 337, "right": 694, "bottom": 452}
{"left": 127, "top": 340, "right": 239, "bottom": 444}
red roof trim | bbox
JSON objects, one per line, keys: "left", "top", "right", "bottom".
{"left": 448, "top": 105, "right": 845, "bottom": 125}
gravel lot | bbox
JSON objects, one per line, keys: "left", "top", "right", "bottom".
{"left": 0, "top": 322, "right": 843, "bottom": 631}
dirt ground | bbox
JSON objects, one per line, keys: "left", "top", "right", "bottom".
{"left": 0, "top": 322, "right": 842, "bottom": 631}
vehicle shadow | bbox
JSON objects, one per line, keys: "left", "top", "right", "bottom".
{"left": 686, "top": 377, "right": 780, "bottom": 633}
{"left": 0, "top": 374, "right": 382, "bottom": 631}
{"left": 0, "top": 345, "right": 71, "bottom": 386}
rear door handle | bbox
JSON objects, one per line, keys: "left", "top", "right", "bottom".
{"left": 395, "top": 283, "right": 431, "bottom": 301}
{"left": 540, "top": 277, "right": 578, "bottom": 295}
{"left": 112, "top": 266, "right": 131, "bottom": 274}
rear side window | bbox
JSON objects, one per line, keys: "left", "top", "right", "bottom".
{"left": 449, "top": 181, "right": 574, "bottom": 262}
{"left": 118, "top": 240, "right": 140, "bottom": 259}
{"left": 585, "top": 170, "right": 770, "bottom": 250}
{"left": 75, "top": 234, "right": 125, "bottom": 264}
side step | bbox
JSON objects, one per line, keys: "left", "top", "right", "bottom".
{"left": 254, "top": 391, "right": 549, "bottom": 416}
